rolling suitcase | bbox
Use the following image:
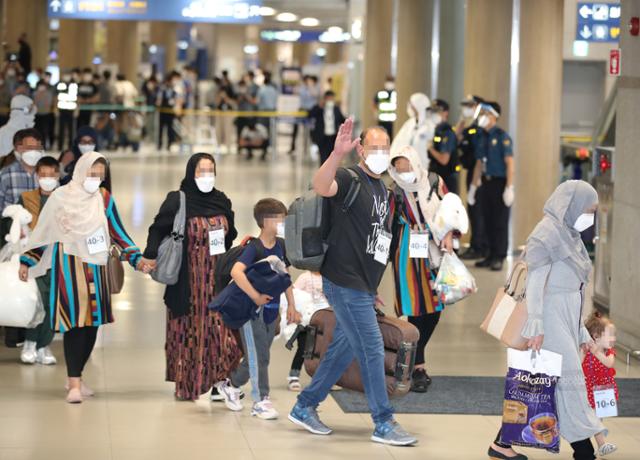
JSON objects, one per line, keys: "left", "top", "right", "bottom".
{"left": 303, "top": 308, "right": 419, "bottom": 396}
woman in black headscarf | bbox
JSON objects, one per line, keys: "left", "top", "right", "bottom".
{"left": 60, "top": 126, "right": 112, "bottom": 191}
{"left": 142, "top": 153, "right": 242, "bottom": 400}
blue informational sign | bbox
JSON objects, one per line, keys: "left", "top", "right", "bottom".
{"left": 260, "top": 29, "right": 351, "bottom": 43}
{"left": 48, "top": 0, "right": 262, "bottom": 24}
{"left": 576, "top": 3, "right": 621, "bottom": 42}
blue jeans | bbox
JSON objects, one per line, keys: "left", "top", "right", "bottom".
{"left": 297, "top": 277, "right": 394, "bottom": 425}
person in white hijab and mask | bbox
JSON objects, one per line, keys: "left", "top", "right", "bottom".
{"left": 390, "top": 93, "right": 435, "bottom": 168}
{"left": 489, "top": 180, "right": 605, "bottom": 460}
{"left": 388, "top": 145, "right": 467, "bottom": 392}
{"left": 0, "top": 95, "right": 36, "bottom": 158}
{"left": 20, "top": 151, "right": 143, "bottom": 404}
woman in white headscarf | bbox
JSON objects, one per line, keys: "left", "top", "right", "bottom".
{"left": 489, "top": 181, "right": 605, "bottom": 460}
{"left": 20, "top": 151, "right": 142, "bottom": 404}
{"left": 390, "top": 93, "right": 434, "bottom": 167}
{"left": 388, "top": 145, "right": 467, "bottom": 392}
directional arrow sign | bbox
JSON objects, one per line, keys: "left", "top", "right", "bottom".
{"left": 579, "top": 4, "right": 592, "bottom": 18}
{"left": 50, "top": 0, "right": 61, "bottom": 13}
{"left": 580, "top": 25, "right": 593, "bottom": 39}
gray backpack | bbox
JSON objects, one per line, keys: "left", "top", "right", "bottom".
{"left": 285, "top": 168, "right": 361, "bottom": 271}
{"left": 151, "top": 191, "right": 186, "bottom": 285}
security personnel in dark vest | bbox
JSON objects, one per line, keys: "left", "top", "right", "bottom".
{"left": 457, "top": 95, "right": 489, "bottom": 260}
{"left": 373, "top": 76, "right": 397, "bottom": 138}
{"left": 427, "top": 99, "right": 459, "bottom": 194}
{"left": 468, "top": 102, "right": 514, "bottom": 272}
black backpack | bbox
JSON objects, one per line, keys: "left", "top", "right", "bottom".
{"left": 213, "top": 237, "right": 285, "bottom": 295}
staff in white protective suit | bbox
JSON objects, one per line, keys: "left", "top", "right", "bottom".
{"left": 390, "top": 93, "right": 435, "bottom": 168}
{"left": 0, "top": 95, "right": 36, "bottom": 158}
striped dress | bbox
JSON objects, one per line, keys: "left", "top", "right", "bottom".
{"left": 20, "top": 188, "right": 141, "bottom": 332}
{"left": 165, "top": 216, "right": 243, "bottom": 401}
{"left": 391, "top": 189, "right": 444, "bottom": 317}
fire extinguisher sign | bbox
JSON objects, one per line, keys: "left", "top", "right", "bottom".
{"left": 609, "top": 49, "right": 621, "bottom": 76}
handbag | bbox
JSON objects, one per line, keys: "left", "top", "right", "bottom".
{"left": 107, "top": 245, "right": 124, "bottom": 294}
{"left": 151, "top": 191, "right": 186, "bottom": 285}
{"left": 480, "top": 259, "right": 529, "bottom": 350}
{"left": 0, "top": 255, "right": 43, "bottom": 327}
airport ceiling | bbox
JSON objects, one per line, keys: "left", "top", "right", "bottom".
{"left": 260, "top": 0, "right": 350, "bottom": 29}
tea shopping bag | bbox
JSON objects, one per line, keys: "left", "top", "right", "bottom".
{"left": 500, "top": 348, "right": 563, "bottom": 453}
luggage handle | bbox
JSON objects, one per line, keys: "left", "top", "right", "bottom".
{"left": 302, "top": 325, "right": 321, "bottom": 360}
{"left": 285, "top": 324, "right": 306, "bottom": 351}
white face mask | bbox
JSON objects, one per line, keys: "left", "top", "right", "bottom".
{"left": 384, "top": 82, "right": 395, "bottom": 91}
{"left": 21, "top": 150, "right": 44, "bottom": 167}
{"left": 78, "top": 144, "right": 96, "bottom": 154}
{"left": 364, "top": 150, "right": 390, "bottom": 175}
{"left": 276, "top": 222, "right": 285, "bottom": 239}
{"left": 573, "top": 213, "right": 595, "bottom": 232}
{"left": 83, "top": 177, "right": 102, "bottom": 194}
{"left": 478, "top": 114, "right": 490, "bottom": 129}
{"left": 195, "top": 174, "right": 215, "bottom": 193}
{"left": 462, "top": 107, "right": 475, "bottom": 118}
{"left": 38, "top": 177, "right": 59, "bottom": 192}
{"left": 432, "top": 113, "right": 443, "bottom": 125}
{"left": 325, "top": 100, "right": 335, "bottom": 109}
{"left": 398, "top": 171, "right": 416, "bottom": 183}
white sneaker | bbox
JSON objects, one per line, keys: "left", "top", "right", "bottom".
{"left": 36, "top": 347, "right": 57, "bottom": 365}
{"left": 20, "top": 341, "right": 37, "bottom": 364}
{"left": 215, "top": 379, "right": 243, "bottom": 412}
{"left": 251, "top": 398, "right": 279, "bottom": 420}
{"left": 598, "top": 442, "right": 617, "bottom": 456}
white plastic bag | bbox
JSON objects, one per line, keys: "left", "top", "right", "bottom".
{"left": 434, "top": 252, "right": 477, "bottom": 304}
{"left": 0, "top": 254, "right": 43, "bottom": 327}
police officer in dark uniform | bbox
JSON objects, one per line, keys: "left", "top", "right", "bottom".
{"left": 468, "top": 102, "right": 514, "bottom": 271}
{"left": 427, "top": 99, "right": 459, "bottom": 193}
{"left": 457, "top": 95, "right": 488, "bottom": 260}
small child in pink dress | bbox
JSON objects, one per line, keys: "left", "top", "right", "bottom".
{"left": 582, "top": 311, "right": 618, "bottom": 457}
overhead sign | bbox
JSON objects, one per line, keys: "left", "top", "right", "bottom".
{"left": 48, "top": 0, "right": 263, "bottom": 23}
{"left": 260, "top": 29, "right": 351, "bottom": 43}
{"left": 576, "top": 3, "right": 621, "bottom": 42}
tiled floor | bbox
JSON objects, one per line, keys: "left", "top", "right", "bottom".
{"left": 1, "top": 151, "right": 638, "bottom": 460}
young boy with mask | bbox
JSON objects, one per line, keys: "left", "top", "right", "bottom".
{"left": 17, "top": 156, "right": 61, "bottom": 365}
{"left": 216, "top": 198, "right": 301, "bottom": 420}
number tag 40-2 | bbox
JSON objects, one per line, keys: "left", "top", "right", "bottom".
{"left": 86, "top": 227, "right": 108, "bottom": 255}
{"left": 209, "top": 229, "right": 226, "bottom": 256}
{"left": 409, "top": 232, "right": 429, "bottom": 259}
{"left": 594, "top": 385, "right": 618, "bottom": 418}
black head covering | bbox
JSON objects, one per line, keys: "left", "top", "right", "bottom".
{"left": 62, "top": 126, "right": 112, "bottom": 191}
{"left": 179, "top": 153, "right": 238, "bottom": 245}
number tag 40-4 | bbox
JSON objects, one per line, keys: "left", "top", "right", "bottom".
{"left": 209, "top": 229, "right": 226, "bottom": 256}
{"left": 594, "top": 385, "right": 618, "bottom": 418}
{"left": 86, "top": 227, "right": 108, "bottom": 255}
{"left": 409, "top": 232, "right": 429, "bottom": 259}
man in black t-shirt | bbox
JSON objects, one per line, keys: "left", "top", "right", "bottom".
{"left": 77, "top": 68, "right": 98, "bottom": 129}
{"left": 289, "top": 118, "right": 417, "bottom": 447}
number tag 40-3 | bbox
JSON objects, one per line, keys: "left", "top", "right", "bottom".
{"left": 409, "top": 232, "right": 429, "bottom": 259}
{"left": 209, "top": 229, "right": 226, "bottom": 256}
{"left": 594, "top": 385, "right": 618, "bottom": 418}
{"left": 86, "top": 227, "right": 108, "bottom": 255}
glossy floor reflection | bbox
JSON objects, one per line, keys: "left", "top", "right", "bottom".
{"left": 1, "top": 152, "right": 639, "bottom": 460}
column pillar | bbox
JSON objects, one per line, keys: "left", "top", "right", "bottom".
{"left": 3, "top": 0, "right": 49, "bottom": 70}
{"left": 463, "top": 0, "right": 512, "bottom": 123}
{"left": 610, "top": 0, "right": 640, "bottom": 351}
{"left": 361, "top": 0, "right": 394, "bottom": 130}
{"left": 437, "top": 0, "right": 465, "bottom": 119}
{"left": 512, "top": 0, "right": 564, "bottom": 246}
{"left": 106, "top": 21, "right": 140, "bottom": 79}
{"left": 150, "top": 22, "right": 178, "bottom": 73}
{"left": 58, "top": 20, "right": 96, "bottom": 71}
{"left": 292, "top": 42, "right": 311, "bottom": 67}
{"left": 258, "top": 41, "right": 278, "bottom": 71}
{"left": 395, "top": 0, "right": 433, "bottom": 127}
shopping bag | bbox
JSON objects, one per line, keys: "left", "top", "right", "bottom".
{"left": 434, "top": 252, "right": 477, "bottom": 304}
{"left": 480, "top": 260, "right": 528, "bottom": 350}
{"left": 500, "top": 348, "right": 563, "bottom": 453}
{"left": 0, "top": 254, "right": 43, "bottom": 328}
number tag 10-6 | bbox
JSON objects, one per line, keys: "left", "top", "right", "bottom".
{"left": 86, "top": 227, "right": 108, "bottom": 255}
{"left": 209, "top": 229, "right": 226, "bottom": 256}
{"left": 594, "top": 385, "right": 618, "bottom": 418}
{"left": 409, "top": 232, "right": 429, "bottom": 259}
